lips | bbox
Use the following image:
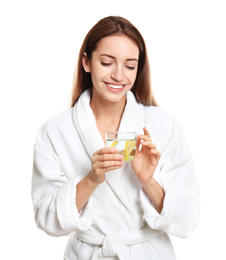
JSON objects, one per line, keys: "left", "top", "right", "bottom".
{"left": 107, "top": 84, "right": 124, "bottom": 89}
{"left": 105, "top": 83, "right": 126, "bottom": 92}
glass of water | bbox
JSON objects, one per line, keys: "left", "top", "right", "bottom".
{"left": 105, "top": 131, "right": 137, "bottom": 162}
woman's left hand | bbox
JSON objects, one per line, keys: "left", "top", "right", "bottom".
{"left": 132, "top": 127, "right": 161, "bottom": 184}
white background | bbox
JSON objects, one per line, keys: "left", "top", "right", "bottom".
{"left": 1, "top": 0, "right": 225, "bottom": 259}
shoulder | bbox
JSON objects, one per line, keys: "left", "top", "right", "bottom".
{"left": 144, "top": 105, "right": 175, "bottom": 128}
{"left": 41, "top": 108, "right": 73, "bottom": 131}
{"left": 143, "top": 105, "right": 182, "bottom": 146}
{"left": 35, "top": 108, "right": 74, "bottom": 143}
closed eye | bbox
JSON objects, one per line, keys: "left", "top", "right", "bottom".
{"left": 125, "top": 65, "right": 136, "bottom": 70}
{"left": 101, "top": 62, "right": 112, "bottom": 66}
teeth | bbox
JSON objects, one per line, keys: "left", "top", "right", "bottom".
{"left": 107, "top": 84, "right": 124, "bottom": 89}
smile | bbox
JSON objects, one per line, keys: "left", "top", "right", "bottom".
{"left": 105, "top": 83, "right": 126, "bottom": 93}
{"left": 106, "top": 84, "right": 125, "bottom": 89}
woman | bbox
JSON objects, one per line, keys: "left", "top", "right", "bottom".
{"left": 32, "top": 16, "right": 200, "bottom": 259}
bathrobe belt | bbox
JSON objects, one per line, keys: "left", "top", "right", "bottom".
{"left": 76, "top": 227, "right": 164, "bottom": 259}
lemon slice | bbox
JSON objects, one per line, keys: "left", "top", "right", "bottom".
{"left": 125, "top": 140, "right": 136, "bottom": 162}
{"left": 110, "top": 140, "right": 119, "bottom": 147}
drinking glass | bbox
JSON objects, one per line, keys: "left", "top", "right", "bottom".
{"left": 105, "top": 131, "right": 137, "bottom": 162}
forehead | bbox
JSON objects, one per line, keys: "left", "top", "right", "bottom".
{"left": 94, "top": 35, "right": 139, "bottom": 60}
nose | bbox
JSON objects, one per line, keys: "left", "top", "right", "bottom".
{"left": 111, "top": 64, "right": 124, "bottom": 82}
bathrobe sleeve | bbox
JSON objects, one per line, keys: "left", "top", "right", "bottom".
{"left": 32, "top": 125, "right": 93, "bottom": 237}
{"left": 140, "top": 115, "right": 200, "bottom": 238}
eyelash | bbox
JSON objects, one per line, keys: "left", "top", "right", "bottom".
{"left": 101, "top": 62, "right": 112, "bottom": 66}
{"left": 101, "top": 62, "right": 136, "bottom": 70}
{"left": 126, "top": 66, "right": 136, "bottom": 70}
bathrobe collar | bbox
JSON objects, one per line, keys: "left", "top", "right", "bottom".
{"left": 73, "top": 89, "right": 145, "bottom": 159}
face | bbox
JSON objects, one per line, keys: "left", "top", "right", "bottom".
{"left": 83, "top": 35, "right": 139, "bottom": 104}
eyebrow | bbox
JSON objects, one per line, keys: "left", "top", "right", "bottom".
{"left": 99, "top": 54, "right": 138, "bottom": 62}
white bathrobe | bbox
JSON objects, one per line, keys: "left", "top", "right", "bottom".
{"left": 32, "top": 89, "right": 200, "bottom": 260}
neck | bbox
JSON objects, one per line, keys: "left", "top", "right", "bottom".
{"left": 90, "top": 90, "right": 127, "bottom": 138}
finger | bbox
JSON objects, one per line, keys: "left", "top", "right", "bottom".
{"left": 143, "top": 127, "right": 151, "bottom": 138}
{"left": 95, "top": 147, "right": 119, "bottom": 156}
{"left": 150, "top": 149, "right": 161, "bottom": 158}
{"left": 99, "top": 153, "right": 124, "bottom": 162}
{"left": 96, "top": 159, "right": 124, "bottom": 169}
{"left": 140, "top": 141, "right": 156, "bottom": 149}
{"left": 92, "top": 151, "right": 122, "bottom": 165}
{"left": 138, "top": 134, "right": 152, "bottom": 142}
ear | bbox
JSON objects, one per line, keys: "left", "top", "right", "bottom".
{"left": 82, "top": 52, "right": 91, "bottom": 72}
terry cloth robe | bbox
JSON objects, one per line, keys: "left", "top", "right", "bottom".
{"left": 32, "top": 89, "right": 200, "bottom": 260}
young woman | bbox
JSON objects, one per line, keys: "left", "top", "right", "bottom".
{"left": 32, "top": 16, "right": 200, "bottom": 259}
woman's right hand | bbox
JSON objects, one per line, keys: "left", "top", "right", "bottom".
{"left": 76, "top": 148, "right": 123, "bottom": 212}
{"left": 90, "top": 147, "right": 124, "bottom": 184}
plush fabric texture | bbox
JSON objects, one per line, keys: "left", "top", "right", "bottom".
{"left": 32, "top": 90, "right": 200, "bottom": 259}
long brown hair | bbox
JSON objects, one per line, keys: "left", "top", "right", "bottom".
{"left": 70, "top": 16, "right": 157, "bottom": 107}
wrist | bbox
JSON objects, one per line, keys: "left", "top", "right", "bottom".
{"left": 141, "top": 177, "right": 164, "bottom": 213}
{"left": 141, "top": 176, "right": 156, "bottom": 189}
{"left": 88, "top": 170, "right": 104, "bottom": 186}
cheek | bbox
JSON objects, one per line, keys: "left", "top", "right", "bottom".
{"left": 129, "top": 70, "right": 138, "bottom": 84}
{"left": 90, "top": 68, "right": 106, "bottom": 87}
{"left": 90, "top": 64, "right": 108, "bottom": 80}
